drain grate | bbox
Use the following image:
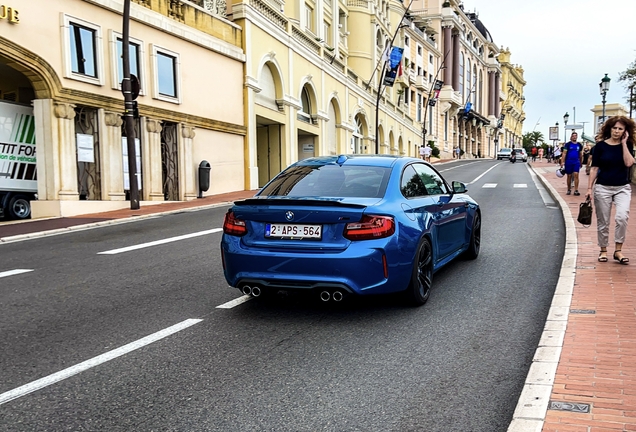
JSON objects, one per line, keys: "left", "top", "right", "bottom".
{"left": 570, "top": 309, "right": 596, "bottom": 314}
{"left": 549, "top": 401, "right": 590, "bottom": 413}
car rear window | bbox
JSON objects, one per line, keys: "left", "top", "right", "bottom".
{"left": 259, "top": 164, "right": 391, "bottom": 198}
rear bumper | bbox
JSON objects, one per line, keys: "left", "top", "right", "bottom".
{"left": 220, "top": 236, "right": 411, "bottom": 296}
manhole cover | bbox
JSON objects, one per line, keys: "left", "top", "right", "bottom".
{"left": 549, "top": 401, "right": 590, "bottom": 413}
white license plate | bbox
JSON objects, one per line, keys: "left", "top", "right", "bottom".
{"left": 265, "top": 224, "right": 322, "bottom": 239}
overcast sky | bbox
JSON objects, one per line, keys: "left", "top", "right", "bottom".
{"left": 461, "top": 0, "right": 636, "bottom": 141}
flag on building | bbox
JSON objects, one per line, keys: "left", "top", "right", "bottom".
{"left": 383, "top": 47, "right": 404, "bottom": 87}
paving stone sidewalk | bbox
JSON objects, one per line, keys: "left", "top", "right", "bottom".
{"left": 513, "top": 159, "right": 636, "bottom": 432}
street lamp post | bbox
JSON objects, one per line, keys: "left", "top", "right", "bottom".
{"left": 599, "top": 73, "right": 611, "bottom": 123}
{"left": 563, "top": 112, "right": 569, "bottom": 144}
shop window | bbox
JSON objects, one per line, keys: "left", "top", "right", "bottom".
{"left": 151, "top": 45, "right": 181, "bottom": 104}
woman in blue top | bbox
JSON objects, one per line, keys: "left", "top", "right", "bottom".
{"left": 586, "top": 116, "right": 636, "bottom": 263}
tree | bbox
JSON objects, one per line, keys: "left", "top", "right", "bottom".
{"left": 618, "top": 60, "right": 636, "bottom": 117}
{"left": 522, "top": 131, "right": 545, "bottom": 151}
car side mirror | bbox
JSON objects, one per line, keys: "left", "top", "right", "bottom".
{"left": 452, "top": 181, "right": 467, "bottom": 194}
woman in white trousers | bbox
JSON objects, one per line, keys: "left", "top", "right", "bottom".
{"left": 586, "top": 116, "right": 636, "bottom": 263}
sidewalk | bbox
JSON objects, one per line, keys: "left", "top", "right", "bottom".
{"left": 2, "top": 160, "right": 635, "bottom": 429}
{"left": 510, "top": 159, "right": 636, "bottom": 431}
{"left": 0, "top": 189, "right": 258, "bottom": 242}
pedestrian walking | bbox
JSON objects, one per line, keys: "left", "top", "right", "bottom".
{"left": 538, "top": 147, "right": 544, "bottom": 161}
{"left": 585, "top": 116, "right": 636, "bottom": 264}
{"left": 562, "top": 132, "right": 583, "bottom": 195}
{"left": 419, "top": 145, "right": 426, "bottom": 160}
{"left": 422, "top": 143, "right": 432, "bottom": 162}
{"left": 582, "top": 144, "right": 591, "bottom": 175}
{"left": 553, "top": 145, "right": 562, "bottom": 165}
{"left": 455, "top": 146, "right": 461, "bottom": 159}
{"left": 531, "top": 146, "right": 538, "bottom": 162}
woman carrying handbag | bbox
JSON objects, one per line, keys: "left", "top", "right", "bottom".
{"left": 586, "top": 116, "right": 636, "bottom": 263}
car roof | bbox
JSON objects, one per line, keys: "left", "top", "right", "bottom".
{"left": 290, "top": 155, "right": 415, "bottom": 169}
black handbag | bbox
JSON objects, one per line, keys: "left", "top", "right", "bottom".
{"left": 577, "top": 197, "right": 593, "bottom": 227}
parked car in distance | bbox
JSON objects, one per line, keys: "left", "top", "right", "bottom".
{"left": 497, "top": 148, "right": 512, "bottom": 160}
{"left": 221, "top": 155, "right": 481, "bottom": 307}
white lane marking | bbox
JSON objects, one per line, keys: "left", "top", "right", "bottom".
{"left": 0, "top": 318, "right": 203, "bottom": 406}
{"left": 98, "top": 228, "right": 222, "bottom": 255}
{"left": 437, "top": 161, "right": 480, "bottom": 172}
{"left": 482, "top": 183, "right": 497, "bottom": 188}
{"left": 527, "top": 164, "right": 556, "bottom": 206}
{"left": 467, "top": 163, "right": 503, "bottom": 185}
{"left": 0, "top": 269, "right": 33, "bottom": 278}
{"left": 513, "top": 184, "right": 528, "bottom": 188}
{"left": 216, "top": 295, "right": 253, "bottom": 309}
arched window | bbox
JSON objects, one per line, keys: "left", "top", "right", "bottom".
{"left": 466, "top": 58, "right": 471, "bottom": 101}
{"left": 478, "top": 70, "right": 483, "bottom": 112}
{"left": 327, "top": 100, "right": 337, "bottom": 155}
{"left": 352, "top": 115, "right": 363, "bottom": 154}
{"left": 473, "top": 65, "right": 477, "bottom": 105}
{"left": 297, "top": 86, "right": 312, "bottom": 123}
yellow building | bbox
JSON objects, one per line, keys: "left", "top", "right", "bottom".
{"left": 406, "top": 0, "right": 503, "bottom": 159}
{"left": 0, "top": 0, "right": 245, "bottom": 218}
{"left": 498, "top": 47, "right": 526, "bottom": 149}
{"left": 591, "top": 103, "right": 628, "bottom": 134}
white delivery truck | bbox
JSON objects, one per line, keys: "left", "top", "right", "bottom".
{"left": 0, "top": 100, "right": 37, "bottom": 219}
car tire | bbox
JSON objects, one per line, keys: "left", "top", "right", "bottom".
{"left": 8, "top": 195, "right": 31, "bottom": 220}
{"left": 406, "top": 237, "right": 433, "bottom": 306}
{"left": 463, "top": 212, "right": 481, "bottom": 260}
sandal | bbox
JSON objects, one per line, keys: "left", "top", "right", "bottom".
{"left": 613, "top": 250, "right": 629, "bottom": 265}
{"left": 598, "top": 250, "right": 608, "bottom": 262}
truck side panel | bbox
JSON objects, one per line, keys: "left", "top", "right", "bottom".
{"left": 0, "top": 100, "right": 37, "bottom": 194}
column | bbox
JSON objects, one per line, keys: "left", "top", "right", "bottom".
{"left": 452, "top": 33, "right": 460, "bottom": 91}
{"left": 98, "top": 110, "right": 125, "bottom": 201}
{"left": 179, "top": 123, "right": 197, "bottom": 201}
{"left": 494, "top": 73, "right": 501, "bottom": 118}
{"left": 488, "top": 72, "right": 495, "bottom": 116}
{"left": 443, "top": 26, "right": 453, "bottom": 86}
{"left": 141, "top": 118, "right": 164, "bottom": 201}
{"left": 53, "top": 102, "right": 79, "bottom": 200}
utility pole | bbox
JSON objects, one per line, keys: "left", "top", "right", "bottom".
{"left": 122, "top": 0, "right": 140, "bottom": 210}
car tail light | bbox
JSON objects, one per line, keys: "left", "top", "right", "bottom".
{"left": 223, "top": 210, "right": 247, "bottom": 236}
{"left": 343, "top": 215, "right": 395, "bottom": 240}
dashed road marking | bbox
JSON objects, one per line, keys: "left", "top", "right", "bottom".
{"left": 216, "top": 295, "right": 253, "bottom": 309}
{"left": 0, "top": 269, "right": 34, "bottom": 278}
{"left": 513, "top": 184, "right": 528, "bottom": 188}
{"left": 482, "top": 183, "right": 497, "bottom": 188}
{"left": 0, "top": 318, "right": 203, "bottom": 406}
{"left": 98, "top": 228, "right": 222, "bottom": 255}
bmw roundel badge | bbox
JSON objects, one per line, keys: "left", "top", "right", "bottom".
{"left": 285, "top": 211, "right": 294, "bottom": 221}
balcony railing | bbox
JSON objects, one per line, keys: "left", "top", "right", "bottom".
{"left": 292, "top": 25, "right": 321, "bottom": 54}
{"left": 249, "top": 0, "right": 288, "bottom": 30}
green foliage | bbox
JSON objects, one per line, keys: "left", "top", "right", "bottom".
{"left": 428, "top": 140, "right": 440, "bottom": 158}
{"left": 619, "top": 60, "right": 636, "bottom": 114}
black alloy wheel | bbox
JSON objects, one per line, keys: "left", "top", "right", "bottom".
{"left": 463, "top": 212, "right": 481, "bottom": 260}
{"left": 406, "top": 237, "right": 433, "bottom": 306}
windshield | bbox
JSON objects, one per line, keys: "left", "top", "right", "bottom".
{"left": 259, "top": 164, "right": 391, "bottom": 198}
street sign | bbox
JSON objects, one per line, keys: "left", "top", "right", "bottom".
{"left": 549, "top": 126, "right": 559, "bottom": 140}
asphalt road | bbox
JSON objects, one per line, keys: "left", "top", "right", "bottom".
{"left": 0, "top": 160, "right": 565, "bottom": 431}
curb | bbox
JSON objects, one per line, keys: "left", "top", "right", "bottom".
{"left": 507, "top": 165, "right": 577, "bottom": 431}
{"left": 0, "top": 201, "right": 234, "bottom": 244}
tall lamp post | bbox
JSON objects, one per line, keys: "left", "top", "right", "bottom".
{"left": 599, "top": 73, "right": 611, "bottom": 123}
{"left": 563, "top": 112, "right": 569, "bottom": 144}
